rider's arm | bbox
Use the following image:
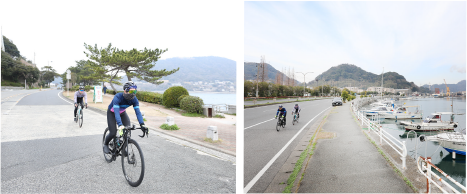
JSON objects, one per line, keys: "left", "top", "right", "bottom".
{"left": 276, "top": 109, "right": 280, "bottom": 116}
{"left": 133, "top": 99, "right": 145, "bottom": 125}
{"left": 84, "top": 91, "right": 87, "bottom": 104}
{"left": 113, "top": 96, "right": 123, "bottom": 126}
{"left": 74, "top": 91, "right": 77, "bottom": 103}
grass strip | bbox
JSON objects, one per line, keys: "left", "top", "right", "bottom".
{"left": 160, "top": 123, "right": 180, "bottom": 130}
{"left": 282, "top": 110, "right": 330, "bottom": 193}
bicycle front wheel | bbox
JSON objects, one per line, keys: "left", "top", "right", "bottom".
{"left": 276, "top": 120, "right": 281, "bottom": 132}
{"left": 121, "top": 139, "right": 145, "bottom": 187}
{"left": 102, "top": 128, "right": 114, "bottom": 163}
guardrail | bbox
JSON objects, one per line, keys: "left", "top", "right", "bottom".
{"left": 417, "top": 156, "right": 466, "bottom": 193}
{"left": 204, "top": 104, "right": 236, "bottom": 114}
{"left": 351, "top": 98, "right": 408, "bottom": 169}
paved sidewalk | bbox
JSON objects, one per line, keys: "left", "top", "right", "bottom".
{"left": 297, "top": 102, "right": 413, "bottom": 193}
{"left": 63, "top": 91, "right": 236, "bottom": 156}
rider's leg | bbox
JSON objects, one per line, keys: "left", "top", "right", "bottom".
{"left": 105, "top": 110, "right": 117, "bottom": 146}
{"left": 120, "top": 111, "right": 131, "bottom": 156}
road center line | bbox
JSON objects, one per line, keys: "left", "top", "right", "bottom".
{"left": 243, "top": 106, "right": 331, "bottom": 193}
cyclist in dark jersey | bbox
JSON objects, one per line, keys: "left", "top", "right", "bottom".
{"left": 103, "top": 81, "right": 148, "bottom": 154}
{"left": 275, "top": 105, "right": 287, "bottom": 125}
{"left": 74, "top": 86, "right": 87, "bottom": 121}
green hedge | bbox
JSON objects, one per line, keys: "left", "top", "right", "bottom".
{"left": 136, "top": 91, "right": 163, "bottom": 104}
{"left": 162, "top": 86, "right": 189, "bottom": 108}
{"left": 180, "top": 96, "right": 204, "bottom": 113}
{"left": 1, "top": 80, "right": 23, "bottom": 87}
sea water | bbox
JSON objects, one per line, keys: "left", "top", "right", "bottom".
{"left": 363, "top": 97, "right": 466, "bottom": 191}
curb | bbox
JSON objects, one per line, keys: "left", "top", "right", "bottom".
{"left": 60, "top": 91, "right": 236, "bottom": 157}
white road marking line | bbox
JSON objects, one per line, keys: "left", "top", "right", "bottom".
{"left": 58, "top": 91, "right": 73, "bottom": 104}
{"left": 244, "top": 118, "right": 275, "bottom": 130}
{"left": 243, "top": 106, "right": 331, "bottom": 193}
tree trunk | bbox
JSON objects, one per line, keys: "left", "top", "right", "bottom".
{"left": 109, "top": 70, "right": 119, "bottom": 91}
{"left": 125, "top": 70, "right": 132, "bottom": 81}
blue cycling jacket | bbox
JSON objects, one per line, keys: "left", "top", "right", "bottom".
{"left": 276, "top": 108, "right": 287, "bottom": 116}
{"left": 107, "top": 93, "right": 145, "bottom": 126}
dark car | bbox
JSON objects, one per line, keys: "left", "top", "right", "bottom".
{"left": 332, "top": 97, "right": 342, "bottom": 106}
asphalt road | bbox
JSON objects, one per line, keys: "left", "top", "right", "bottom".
{"left": 1, "top": 89, "right": 235, "bottom": 193}
{"left": 244, "top": 99, "right": 332, "bottom": 193}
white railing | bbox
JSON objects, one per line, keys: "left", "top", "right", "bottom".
{"left": 417, "top": 156, "right": 466, "bottom": 194}
{"left": 352, "top": 98, "right": 407, "bottom": 169}
{"left": 204, "top": 104, "right": 236, "bottom": 114}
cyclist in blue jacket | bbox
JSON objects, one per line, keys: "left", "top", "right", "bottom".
{"left": 103, "top": 81, "right": 148, "bottom": 154}
{"left": 275, "top": 105, "right": 287, "bottom": 126}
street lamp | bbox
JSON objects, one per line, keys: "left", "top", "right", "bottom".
{"left": 296, "top": 72, "right": 313, "bottom": 97}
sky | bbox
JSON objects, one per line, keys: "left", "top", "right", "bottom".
{"left": 1, "top": 0, "right": 242, "bottom": 75}
{"left": 245, "top": 1, "right": 466, "bottom": 86}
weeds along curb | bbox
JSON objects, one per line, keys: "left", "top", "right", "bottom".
{"left": 349, "top": 106, "right": 419, "bottom": 193}
{"left": 282, "top": 111, "right": 330, "bottom": 193}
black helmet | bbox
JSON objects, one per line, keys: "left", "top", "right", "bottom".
{"left": 79, "top": 86, "right": 85, "bottom": 90}
{"left": 123, "top": 81, "right": 137, "bottom": 92}
{"left": 295, "top": 104, "right": 298, "bottom": 106}
{"left": 279, "top": 105, "right": 283, "bottom": 108}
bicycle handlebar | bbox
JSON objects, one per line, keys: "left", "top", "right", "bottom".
{"left": 125, "top": 125, "right": 148, "bottom": 138}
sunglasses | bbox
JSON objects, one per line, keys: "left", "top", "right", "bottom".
{"left": 80, "top": 90, "right": 84, "bottom": 92}
{"left": 128, "top": 89, "right": 137, "bottom": 94}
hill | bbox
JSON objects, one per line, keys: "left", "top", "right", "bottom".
{"left": 310, "top": 63, "right": 428, "bottom": 92}
{"left": 423, "top": 80, "right": 466, "bottom": 93}
{"left": 244, "top": 62, "right": 300, "bottom": 84}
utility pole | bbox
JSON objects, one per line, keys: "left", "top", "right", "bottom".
{"left": 381, "top": 67, "right": 384, "bottom": 99}
{"left": 296, "top": 72, "right": 313, "bottom": 96}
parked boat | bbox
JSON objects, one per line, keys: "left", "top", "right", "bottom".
{"left": 378, "top": 106, "right": 423, "bottom": 119}
{"left": 404, "top": 112, "right": 458, "bottom": 132}
{"left": 426, "top": 130, "right": 466, "bottom": 155}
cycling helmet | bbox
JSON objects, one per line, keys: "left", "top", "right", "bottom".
{"left": 295, "top": 104, "right": 298, "bottom": 106}
{"left": 279, "top": 105, "right": 283, "bottom": 108}
{"left": 79, "top": 86, "right": 85, "bottom": 90}
{"left": 123, "top": 81, "right": 137, "bottom": 92}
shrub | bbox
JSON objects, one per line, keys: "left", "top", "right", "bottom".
{"left": 84, "top": 85, "right": 91, "bottom": 92}
{"left": 136, "top": 91, "right": 163, "bottom": 104}
{"left": 160, "top": 123, "right": 180, "bottom": 130}
{"left": 177, "top": 94, "right": 189, "bottom": 105}
{"left": 162, "top": 86, "right": 189, "bottom": 108}
{"left": 180, "top": 96, "right": 204, "bottom": 113}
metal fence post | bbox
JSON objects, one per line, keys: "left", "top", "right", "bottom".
{"left": 427, "top": 157, "right": 431, "bottom": 193}
{"left": 402, "top": 140, "right": 407, "bottom": 169}
{"left": 379, "top": 126, "right": 382, "bottom": 145}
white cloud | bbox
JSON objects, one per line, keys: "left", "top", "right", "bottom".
{"left": 1, "top": 0, "right": 242, "bottom": 74}
{"left": 245, "top": 1, "right": 466, "bottom": 84}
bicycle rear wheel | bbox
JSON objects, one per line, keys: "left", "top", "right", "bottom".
{"left": 102, "top": 128, "right": 114, "bottom": 163}
{"left": 79, "top": 109, "right": 83, "bottom": 128}
{"left": 121, "top": 139, "right": 145, "bottom": 187}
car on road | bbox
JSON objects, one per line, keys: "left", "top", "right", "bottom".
{"left": 332, "top": 97, "right": 342, "bottom": 106}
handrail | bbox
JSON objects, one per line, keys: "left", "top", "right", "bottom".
{"left": 352, "top": 98, "right": 407, "bottom": 169}
{"left": 417, "top": 156, "right": 466, "bottom": 194}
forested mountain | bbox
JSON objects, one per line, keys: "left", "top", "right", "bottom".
{"left": 244, "top": 62, "right": 300, "bottom": 84}
{"left": 150, "top": 56, "right": 236, "bottom": 82}
{"left": 423, "top": 80, "right": 466, "bottom": 93}
{"left": 310, "top": 63, "right": 429, "bottom": 92}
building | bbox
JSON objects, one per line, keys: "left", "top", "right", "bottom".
{"left": 435, "top": 88, "right": 440, "bottom": 94}
{"left": 344, "top": 87, "right": 360, "bottom": 92}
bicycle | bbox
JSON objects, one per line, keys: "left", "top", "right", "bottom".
{"left": 292, "top": 112, "right": 299, "bottom": 125}
{"left": 276, "top": 115, "right": 285, "bottom": 131}
{"left": 102, "top": 125, "right": 148, "bottom": 187}
{"left": 75, "top": 103, "right": 87, "bottom": 128}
